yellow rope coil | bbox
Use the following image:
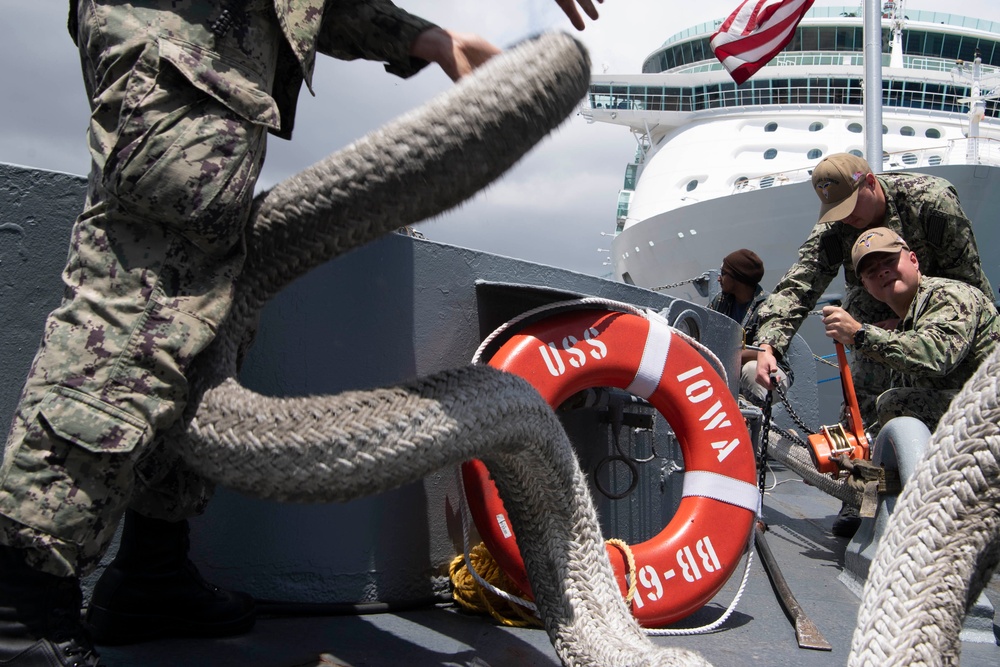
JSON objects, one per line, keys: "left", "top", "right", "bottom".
{"left": 449, "top": 539, "right": 639, "bottom": 626}
{"left": 449, "top": 542, "right": 542, "bottom": 627}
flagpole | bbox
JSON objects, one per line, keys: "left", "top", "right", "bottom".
{"left": 863, "top": 0, "right": 884, "bottom": 171}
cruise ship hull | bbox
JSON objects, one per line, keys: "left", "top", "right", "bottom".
{"left": 612, "top": 163, "right": 1000, "bottom": 302}
{"left": 611, "top": 164, "right": 1000, "bottom": 399}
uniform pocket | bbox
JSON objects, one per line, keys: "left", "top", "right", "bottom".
{"left": 38, "top": 386, "right": 148, "bottom": 454}
{"left": 105, "top": 38, "right": 272, "bottom": 253}
{"left": 157, "top": 37, "right": 280, "bottom": 129}
{"left": 0, "top": 386, "right": 149, "bottom": 549}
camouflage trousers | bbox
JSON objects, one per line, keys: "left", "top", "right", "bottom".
{"left": 842, "top": 284, "right": 898, "bottom": 435}
{"left": 0, "top": 0, "right": 279, "bottom": 577}
{"left": 875, "top": 387, "right": 957, "bottom": 431}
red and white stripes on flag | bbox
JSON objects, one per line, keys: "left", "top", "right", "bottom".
{"left": 710, "top": 0, "right": 815, "bottom": 84}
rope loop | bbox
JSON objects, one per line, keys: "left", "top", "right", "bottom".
{"left": 606, "top": 538, "right": 638, "bottom": 604}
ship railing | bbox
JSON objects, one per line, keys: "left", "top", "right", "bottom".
{"left": 731, "top": 168, "right": 812, "bottom": 194}
{"left": 941, "top": 138, "right": 1000, "bottom": 166}
{"left": 666, "top": 52, "right": 998, "bottom": 77}
{"left": 880, "top": 140, "right": 1000, "bottom": 169}
{"left": 584, "top": 77, "right": 997, "bottom": 117}
{"left": 731, "top": 140, "right": 1000, "bottom": 195}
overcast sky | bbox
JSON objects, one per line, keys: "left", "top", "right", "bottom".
{"left": 4, "top": 1, "right": 1000, "bottom": 276}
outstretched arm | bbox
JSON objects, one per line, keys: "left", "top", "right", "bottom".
{"left": 555, "top": 0, "right": 604, "bottom": 30}
{"left": 410, "top": 27, "right": 501, "bottom": 81}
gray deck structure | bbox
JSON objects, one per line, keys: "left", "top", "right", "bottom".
{"left": 2, "top": 162, "right": 997, "bottom": 666}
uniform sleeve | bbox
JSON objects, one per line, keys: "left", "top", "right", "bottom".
{"left": 316, "top": 0, "right": 439, "bottom": 78}
{"left": 919, "top": 183, "right": 993, "bottom": 299}
{"left": 860, "top": 283, "right": 977, "bottom": 377}
{"left": 753, "top": 221, "right": 840, "bottom": 356}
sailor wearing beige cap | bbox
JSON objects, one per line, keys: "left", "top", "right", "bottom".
{"left": 821, "top": 227, "right": 1000, "bottom": 430}
{"left": 751, "top": 152, "right": 993, "bottom": 431}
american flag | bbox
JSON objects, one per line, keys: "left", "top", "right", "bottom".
{"left": 710, "top": 0, "right": 815, "bottom": 85}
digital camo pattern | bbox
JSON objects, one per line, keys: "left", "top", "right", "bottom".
{"left": 874, "top": 387, "right": 958, "bottom": 430}
{"left": 1, "top": 0, "right": 434, "bottom": 577}
{"left": 753, "top": 172, "right": 993, "bottom": 427}
{"left": 863, "top": 276, "right": 1000, "bottom": 428}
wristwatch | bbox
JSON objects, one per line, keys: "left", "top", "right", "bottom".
{"left": 853, "top": 323, "right": 869, "bottom": 348}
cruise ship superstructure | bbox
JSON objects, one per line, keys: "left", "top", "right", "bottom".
{"left": 583, "top": 3, "right": 1000, "bottom": 303}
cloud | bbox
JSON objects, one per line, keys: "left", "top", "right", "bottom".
{"left": 5, "top": 1, "right": 1000, "bottom": 276}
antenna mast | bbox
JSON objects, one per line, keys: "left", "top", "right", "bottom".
{"left": 863, "top": 1, "right": 885, "bottom": 169}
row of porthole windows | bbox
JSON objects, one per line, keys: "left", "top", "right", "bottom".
{"left": 765, "top": 121, "right": 826, "bottom": 132}
{"left": 687, "top": 125, "right": 946, "bottom": 189}
{"left": 764, "top": 120, "right": 942, "bottom": 138}
{"left": 719, "top": 151, "right": 944, "bottom": 191}
{"left": 762, "top": 148, "right": 823, "bottom": 160}
{"left": 848, "top": 122, "right": 941, "bottom": 138}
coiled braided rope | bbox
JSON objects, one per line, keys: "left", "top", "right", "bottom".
{"left": 848, "top": 345, "right": 1000, "bottom": 665}
{"left": 166, "top": 33, "right": 711, "bottom": 666}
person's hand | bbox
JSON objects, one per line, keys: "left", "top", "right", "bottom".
{"left": 755, "top": 345, "right": 780, "bottom": 390}
{"left": 555, "top": 0, "right": 603, "bottom": 31}
{"left": 822, "top": 305, "right": 862, "bottom": 345}
{"left": 410, "top": 28, "right": 501, "bottom": 81}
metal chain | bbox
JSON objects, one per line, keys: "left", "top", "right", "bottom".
{"left": 770, "top": 423, "right": 811, "bottom": 449}
{"left": 757, "top": 385, "right": 773, "bottom": 494}
{"left": 774, "top": 384, "right": 818, "bottom": 436}
{"left": 651, "top": 271, "right": 711, "bottom": 292}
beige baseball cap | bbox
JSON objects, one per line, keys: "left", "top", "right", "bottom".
{"left": 851, "top": 227, "right": 908, "bottom": 275}
{"left": 812, "top": 153, "right": 872, "bottom": 224}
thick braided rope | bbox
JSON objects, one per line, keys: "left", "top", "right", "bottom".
{"left": 167, "top": 33, "right": 711, "bottom": 667}
{"left": 849, "top": 346, "right": 1000, "bottom": 665}
{"left": 766, "top": 431, "right": 863, "bottom": 506}
{"left": 227, "top": 32, "right": 592, "bottom": 352}
{"left": 184, "top": 366, "right": 710, "bottom": 666}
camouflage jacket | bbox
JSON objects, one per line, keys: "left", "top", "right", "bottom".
{"left": 708, "top": 285, "right": 768, "bottom": 343}
{"left": 68, "top": 0, "right": 436, "bottom": 139}
{"left": 754, "top": 172, "right": 993, "bottom": 356}
{"left": 859, "top": 276, "right": 1000, "bottom": 391}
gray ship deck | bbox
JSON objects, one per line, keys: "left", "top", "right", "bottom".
{"left": 4, "top": 163, "right": 997, "bottom": 667}
{"left": 96, "top": 460, "right": 1000, "bottom": 667}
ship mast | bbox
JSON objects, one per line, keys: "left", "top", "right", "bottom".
{"left": 955, "top": 49, "right": 1000, "bottom": 164}
{"left": 863, "top": 1, "right": 898, "bottom": 170}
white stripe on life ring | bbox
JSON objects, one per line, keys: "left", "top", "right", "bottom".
{"left": 626, "top": 321, "right": 671, "bottom": 399}
{"left": 682, "top": 470, "right": 761, "bottom": 513}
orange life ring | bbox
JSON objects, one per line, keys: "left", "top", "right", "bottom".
{"left": 462, "top": 308, "right": 758, "bottom": 627}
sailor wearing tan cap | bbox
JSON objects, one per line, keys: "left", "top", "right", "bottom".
{"left": 821, "top": 227, "right": 1000, "bottom": 429}
{"left": 751, "top": 152, "right": 992, "bottom": 430}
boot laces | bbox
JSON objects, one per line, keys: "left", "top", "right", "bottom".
{"left": 49, "top": 605, "right": 102, "bottom": 667}
{"left": 55, "top": 637, "right": 103, "bottom": 667}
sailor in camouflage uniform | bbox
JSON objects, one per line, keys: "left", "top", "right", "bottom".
{"left": 0, "top": 1, "right": 605, "bottom": 664}
{"left": 822, "top": 227, "right": 1000, "bottom": 429}
{"left": 752, "top": 153, "right": 993, "bottom": 430}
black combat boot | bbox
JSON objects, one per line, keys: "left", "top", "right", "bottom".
{"left": 0, "top": 544, "right": 103, "bottom": 666}
{"left": 831, "top": 502, "right": 861, "bottom": 538}
{"left": 85, "top": 510, "right": 255, "bottom": 645}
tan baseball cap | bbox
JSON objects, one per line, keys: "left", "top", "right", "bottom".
{"left": 812, "top": 153, "right": 872, "bottom": 224}
{"left": 851, "top": 227, "right": 908, "bottom": 275}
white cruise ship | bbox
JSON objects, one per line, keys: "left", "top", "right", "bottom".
{"left": 585, "top": 2, "right": 1000, "bottom": 307}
